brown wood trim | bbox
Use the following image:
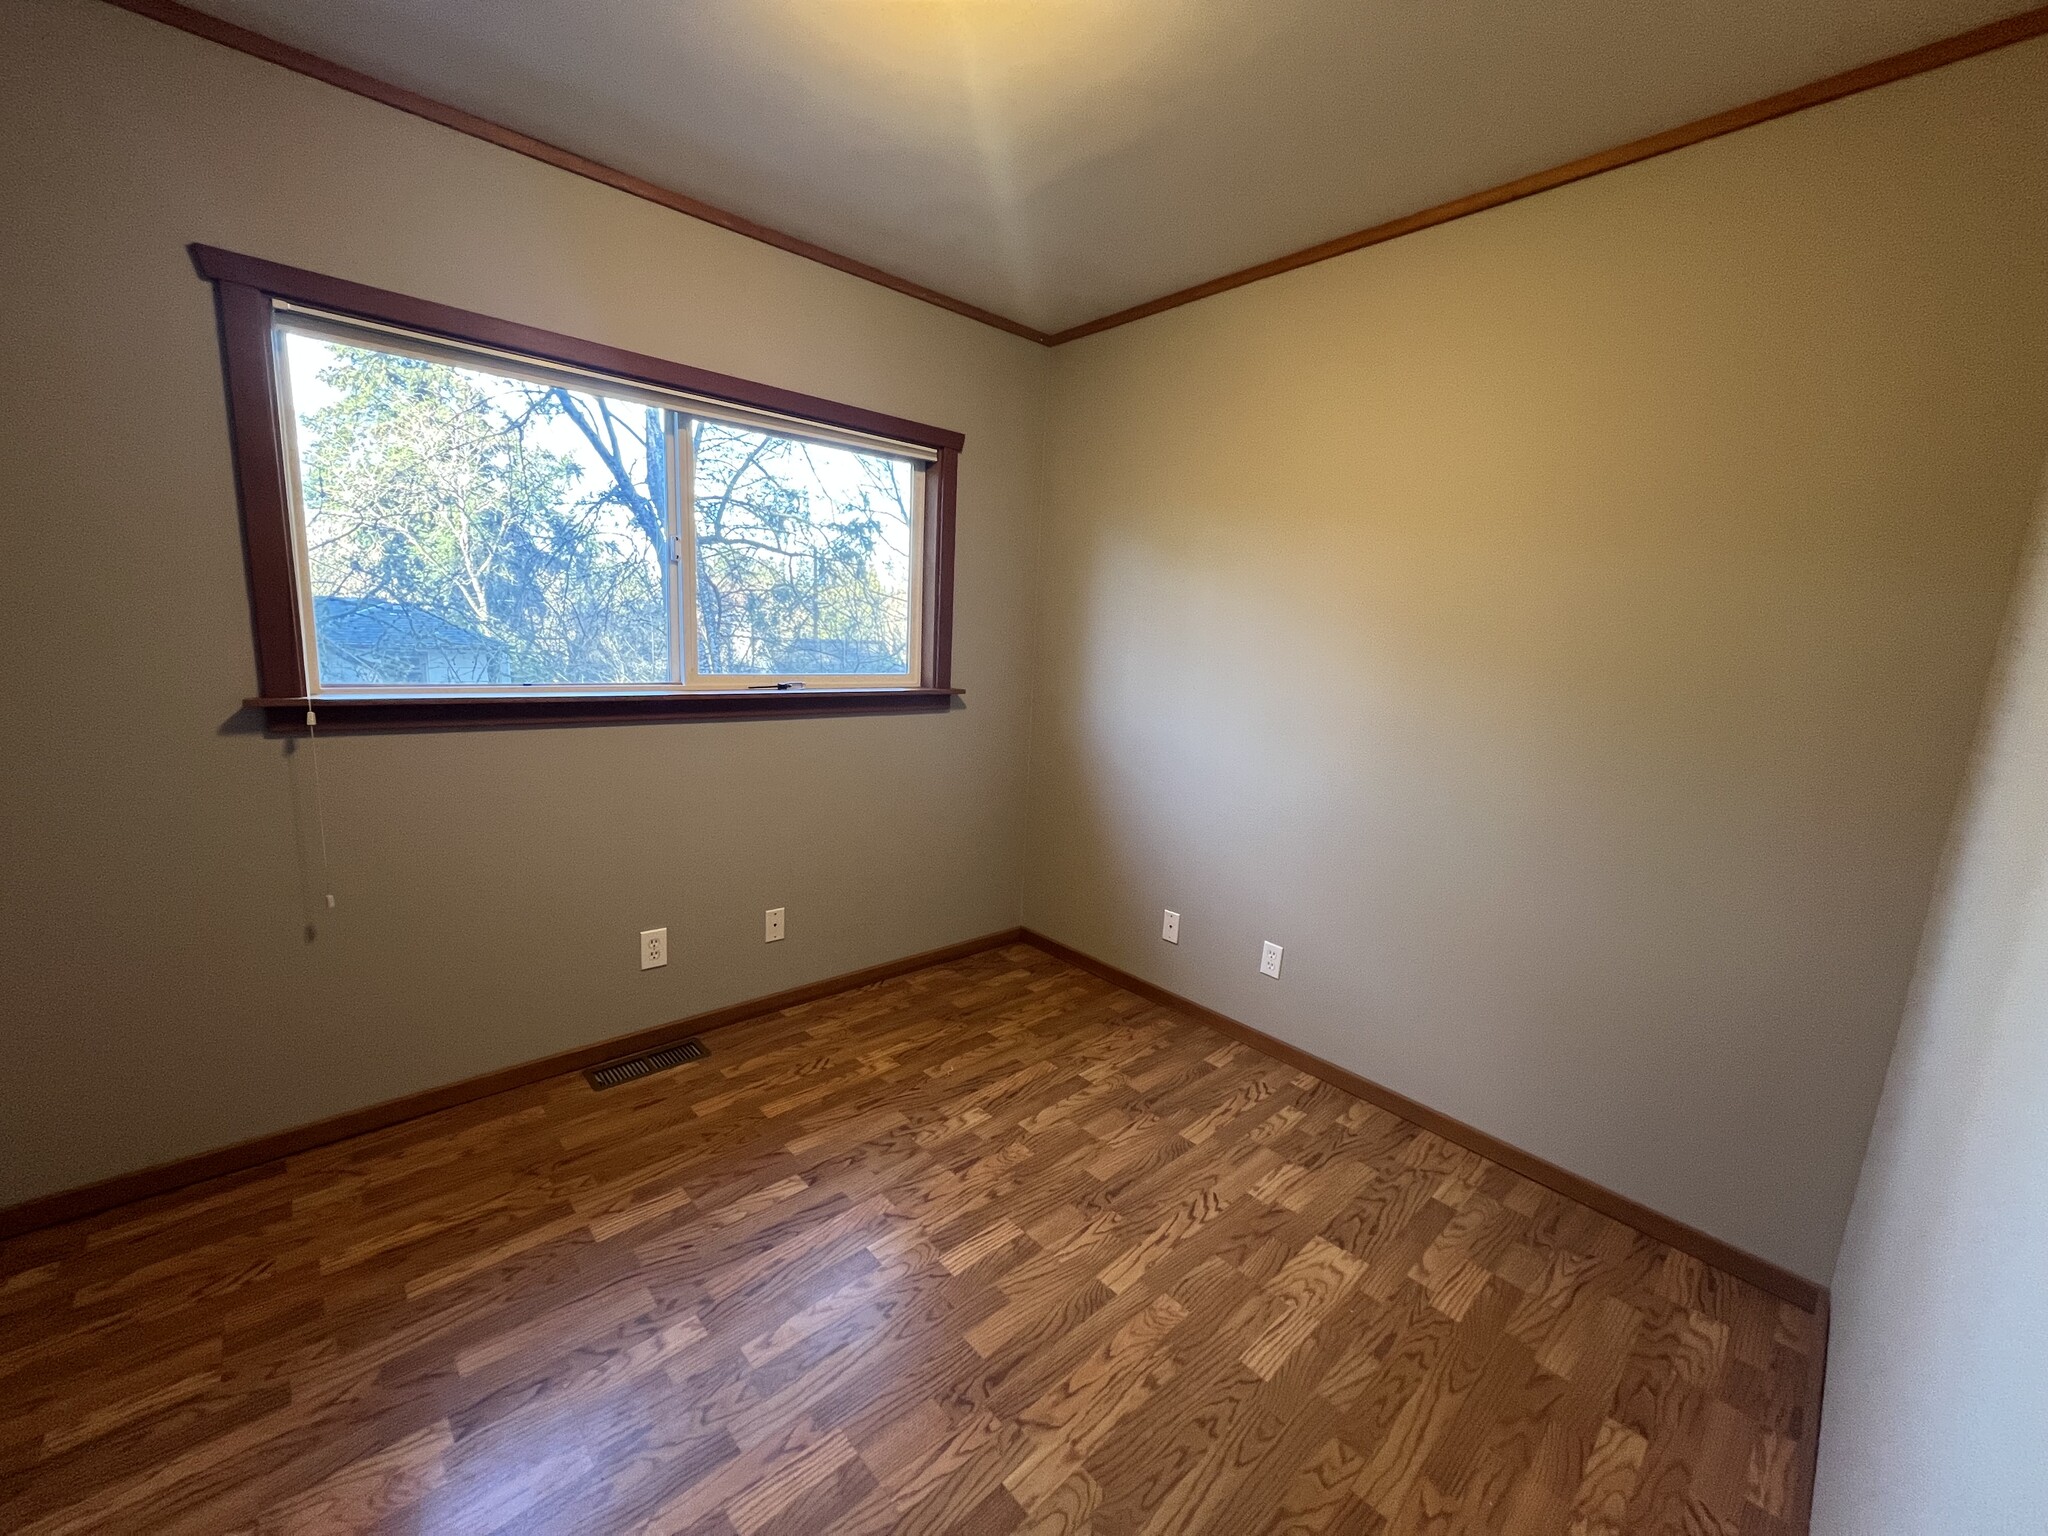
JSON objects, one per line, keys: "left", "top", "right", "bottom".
{"left": 1047, "top": 4, "right": 2048, "bottom": 345}
{"left": 249, "top": 688, "right": 961, "bottom": 734}
{"left": 105, "top": 0, "right": 1050, "bottom": 344}
{"left": 921, "top": 447, "right": 960, "bottom": 691}
{"left": 114, "top": 0, "right": 2048, "bottom": 354}
{"left": 191, "top": 244, "right": 966, "bottom": 453}
{"left": 0, "top": 928, "right": 1026, "bottom": 1242}
{"left": 211, "top": 280, "right": 304, "bottom": 698}
{"left": 194, "top": 245, "right": 965, "bottom": 729}
{"left": 1019, "top": 928, "right": 1827, "bottom": 1313}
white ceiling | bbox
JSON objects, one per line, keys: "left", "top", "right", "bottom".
{"left": 180, "top": 0, "right": 2026, "bottom": 335}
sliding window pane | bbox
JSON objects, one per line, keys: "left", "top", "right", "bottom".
{"left": 691, "top": 421, "right": 916, "bottom": 677}
{"left": 282, "top": 330, "right": 672, "bottom": 687}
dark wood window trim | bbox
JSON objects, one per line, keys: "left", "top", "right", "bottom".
{"left": 192, "top": 244, "right": 965, "bottom": 734}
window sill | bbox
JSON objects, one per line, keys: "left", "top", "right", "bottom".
{"left": 247, "top": 687, "right": 963, "bottom": 734}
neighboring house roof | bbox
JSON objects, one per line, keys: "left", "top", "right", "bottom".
{"left": 312, "top": 595, "right": 496, "bottom": 653}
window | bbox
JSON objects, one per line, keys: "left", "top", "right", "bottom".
{"left": 194, "top": 246, "right": 961, "bottom": 731}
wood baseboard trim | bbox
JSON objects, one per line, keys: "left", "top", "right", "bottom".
{"left": 0, "top": 927, "right": 1025, "bottom": 1242}
{"left": 1026, "top": 929, "right": 1835, "bottom": 1525}
{"left": 1019, "top": 928, "right": 1825, "bottom": 1315}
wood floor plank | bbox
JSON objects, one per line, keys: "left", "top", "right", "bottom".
{"left": 0, "top": 944, "right": 1820, "bottom": 1533}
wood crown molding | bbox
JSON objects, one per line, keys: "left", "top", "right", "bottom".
{"left": 102, "top": 0, "right": 1047, "bottom": 343}
{"left": 0, "top": 928, "right": 1025, "bottom": 1242}
{"left": 105, "top": 0, "right": 2048, "bottom": 350}
{"left": 1020, "top": 928, "right": 1827, "bottom": 1315}
{"left": 1047, "top": 3, "right": 2048, "bottom": 343}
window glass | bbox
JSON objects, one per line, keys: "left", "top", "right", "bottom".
{"left": 276, "top": 319, "right": 928, "bottom": 693}
{"left": 283, "top": 330, "right": 671, "bottom": 687}
{"left": 691, "top": 421, "right": 917, "bottom": 678}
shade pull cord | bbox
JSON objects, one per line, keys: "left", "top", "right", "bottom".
{"left": 306, "top": 709, "right": 335, "bottom": 910}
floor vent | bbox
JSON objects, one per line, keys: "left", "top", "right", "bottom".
{"left": 585, "top": 1037, "right": 708, "bottom": 1091}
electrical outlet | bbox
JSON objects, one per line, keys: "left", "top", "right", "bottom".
{"left": 1259, "top": 940, "right": 1283, "bottom": 979}
{"left": 1161, "top": 909, "right": 1180, "bottom": 944}
{"left": 765, "top": 907, "right": 785, "bottom": 943}
{"left": 640, "top": 928, "right": 668, "bottom": 970}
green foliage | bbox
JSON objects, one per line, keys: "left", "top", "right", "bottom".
{"left": 300, "top": 345, "right": 668, "bottom": 684}
{"left": 295, "top": 338, "right": 912, "bottom": 687}
{"left": 692, "top": 421, "right": 912, "bottom": 676}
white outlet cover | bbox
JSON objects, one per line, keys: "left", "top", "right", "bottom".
{"left": 1259, "top": 940, "right": 1283, "bottom": 979}
{"left": 641, "top": 927, "right": 668, "bottom": 969}
{"left": 765, "top": 907, "right": 785, "bottom": 942}
{"left": 1162, "top": 909, "right": 1180, "bottom": 944}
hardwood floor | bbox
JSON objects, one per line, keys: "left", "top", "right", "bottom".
{"left": 0, "top": 944, "right": 1823, "bottom": 1534}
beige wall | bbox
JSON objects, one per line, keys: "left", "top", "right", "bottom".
{"left": 1814, "top": 464, "right": 2048, "bottom": 1533}
{"left": 7, "top": 0, "right": 2047, "bottom": 1302}
{"left": 0, "top": 0, "right": 1048, "bottom": 1206}
{"left": 1026, "top": 40, "right": 2048, "bottom": 1281}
